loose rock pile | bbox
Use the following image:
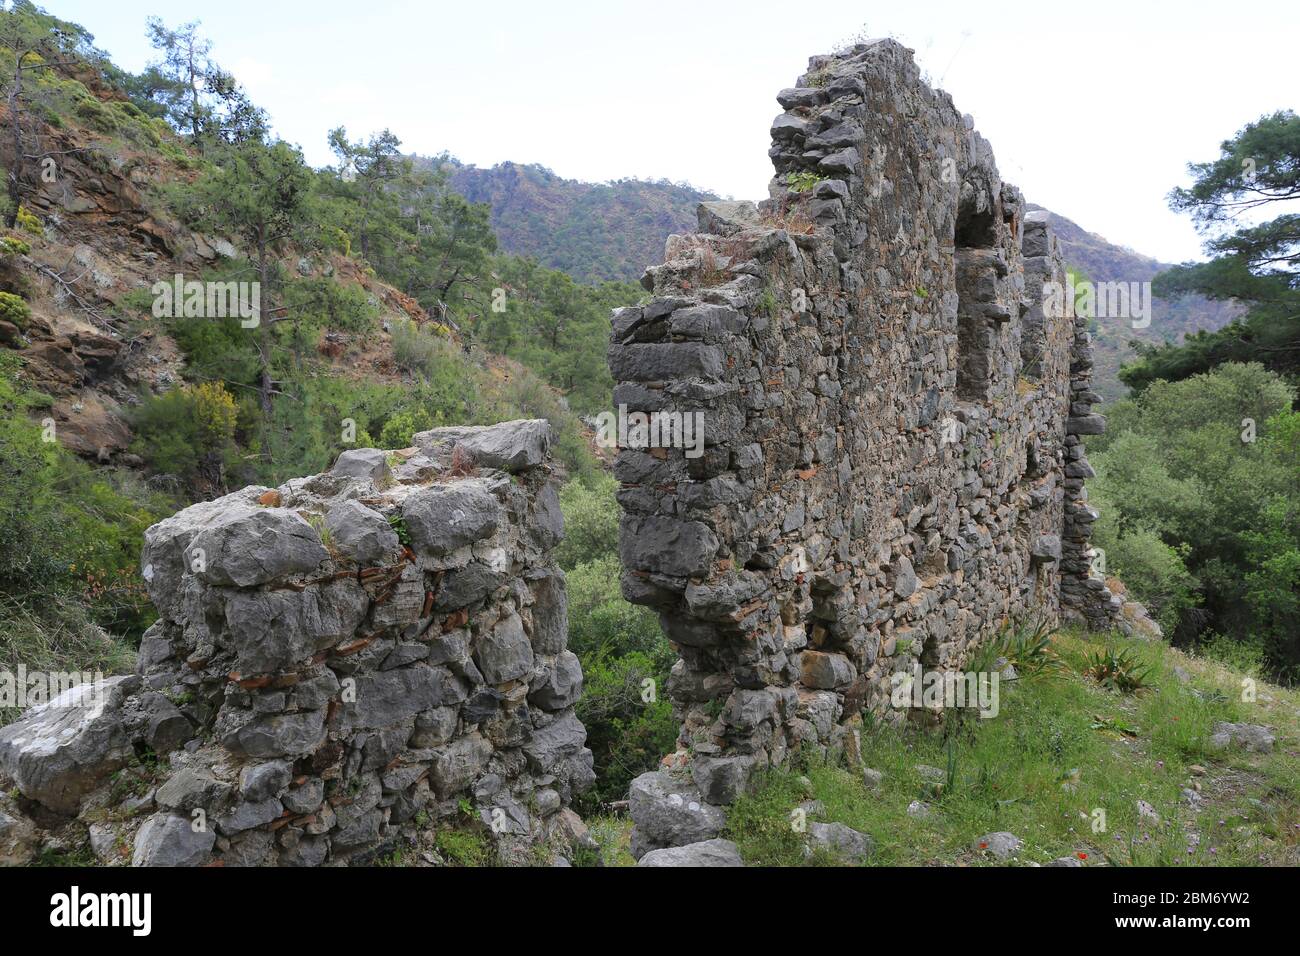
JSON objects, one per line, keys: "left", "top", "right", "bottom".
{"left": 0, "top": 419, "right": 593, "bottom": 866}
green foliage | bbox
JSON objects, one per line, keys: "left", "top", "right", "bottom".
{"left": 174, "top": 138, "right": 312, "bottom": 252}
{"left": 283, "top": 276, "right": 377, "bottom": 334}
{"left": 565, "top": 556, "right": 665, "bottom": 661}
{"left": 73, "top": 94, "right": 117, "bottom": 132}
{"left": 554, "top": 473, "right": 620, "bottom": 571}
{"left": 968, "top": 617, "right": 1062, "bottom": 679}
{"left": 1089, "top": 363, "right": 1299, "bottom": 679}
{"left": 554, "top": 473, "right": 676, "bottom": 809}
{"left": 138, "top": 17, "right": 266, "bottom": 147}
{"left": 0, "top": 291, "right": 30, "bottom": 328}
{"left": 472, "top": 257, "right": 641, "bottom": 416}
{"left": 391, "top": 319, "right": 459, "bottom": 379}
{"left": 1195, "top": 632, "right": 1268, "bottom": 677}
{"left": 387, "top": 515, "right": 411, "bottom": 547}
{"left": 14, "top": 206, "right": 41, "bottom": 235}
{"left": 1097, "top": 520, "right": 1198, "bottom": 637}
{"left": 574, "top": 648, "right": 677, "bottom": 810}
{"left": 0, "top": 360, "right": 171, "bottom": 682}
{"left": 725, "top": 629, "right": 1293, "bottom": 867}
{"left": 786, "top": 170, "right": 826, "bottom": 194}
{"left": 378, "top": 406, "right": 435, "bottom": 449}
{"left": 129, "top": 382, "right": 240, "bottom": 491}
{"left": 322, "top": 135, "right": 497, "bottom": 323}
{"left": 1123, "top": 111, "right": 1300, "bottom": 391}
{"left": 432, "top": 827, "right": 491, "bottom": 866}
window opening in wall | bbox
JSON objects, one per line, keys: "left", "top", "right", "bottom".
{"left": 954, "top": 185, "right": 1003, "bottom": 402}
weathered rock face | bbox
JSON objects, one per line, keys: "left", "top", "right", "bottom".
{"left": 611, "top": 40, "right": 1127, "bottom": 807}
{"left": 0, "top": 419, "right": 592, "bottom": 866}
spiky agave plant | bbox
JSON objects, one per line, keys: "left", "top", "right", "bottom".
{"left": 1082, "top": 645, "right": 1151, "bottom": 694}
{"left": 967, "top": 615, "right": 1063, "bottom": 679}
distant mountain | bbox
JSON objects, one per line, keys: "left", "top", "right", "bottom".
{"left": 433, "top": 159, "right": 716, "bottom": 285}
{"left": 1027, "top": 204, "right": 1169, "bottom": 282}
{"left": 1026, "top": 205, "right": 1241, "bottom": 401}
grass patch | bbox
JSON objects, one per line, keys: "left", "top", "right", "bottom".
{"left": 726, "top": 628, "right": 1297, "bottom": 866}
{"left": 582, "top": 814, "right": 637, "bottom": 867}
{"left": 432, "top": 827, "right": 492, "bottom": 867}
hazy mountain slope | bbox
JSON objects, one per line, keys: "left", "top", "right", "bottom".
{"left": 436, "top": 159, "right": 716, "bottom": 284}
{"left": 1025, "top": 205, "right": 1242, "bottom": 401}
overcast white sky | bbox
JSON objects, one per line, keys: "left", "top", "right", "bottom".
{"left": 50, "top": 0, "right": 1300, "bottom": 263}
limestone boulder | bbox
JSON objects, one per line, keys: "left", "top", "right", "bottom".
{"left": 325, "top": 499, "right": 401, "bottom": 565}
{"left": 637, "top": 838, "right": 744, "bottom": 867}
{"left": 190, "top": 507, "right": 328, "bottom": 588}
{"left": 402, "top": 482, "right": 501, "bottom": 556}
{"left": 331, "top": 448, "right": 392, "bottom": 483}
{"left": 132, "top": 812, "right": 216, "bottom": 867}
{"left": 140, "top": 489, "right": 270, "bottom": 617}
{"left": 0, "top": 676, "right": 137, "bottom": 814}
{"left": 628, "top": 770, "right": 727, "bottom": 859}
{"left": 806, "top": 822, "right": 873, "bottom": 864}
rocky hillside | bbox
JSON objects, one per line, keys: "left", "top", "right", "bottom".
{"left": 0, "top": 58, "right": 578, "bottom": 474}
{"left": 0, "top": 74, "right": 430, "bottom": 467}
{"left": 0, "top": 3, "right": 609, "bottom": 693}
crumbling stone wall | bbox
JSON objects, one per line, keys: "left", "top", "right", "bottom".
{"left": 0, "top": 420, "right": 593, "bottom": 866}
{"left": 610, "top": 39, "right": 1134, "bottom": 810}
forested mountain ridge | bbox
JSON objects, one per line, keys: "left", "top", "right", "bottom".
{"left": 435, "top": 158, "right": 715, "bottom": 284}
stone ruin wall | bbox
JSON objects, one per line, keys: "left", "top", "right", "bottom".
{"left": 609, "top": 39, "right": 1129, "bottom": 810}
{"left": 0, "top": 420, "right": 594, "bottom": 866}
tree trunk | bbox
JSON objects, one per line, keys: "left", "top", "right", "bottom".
{"left": 6, "top": 58, "right": 24, "bottom": 229}
{"left": 256, "top": 234, "right": 274, "bottom": 416}
{"left": 188, "top": 43, "right": 201, "bottom": 143}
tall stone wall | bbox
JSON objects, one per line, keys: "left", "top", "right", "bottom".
{"left": 0, "top": 420, "right": 593, "bottom": 866}
{"left": 609, "top": 39, "right": 1135, "bottom": 810}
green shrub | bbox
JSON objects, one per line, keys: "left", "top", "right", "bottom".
{"left": 0, "top": 361, "right": 171, "bottom": 670}
{"left": 1089, "top": 497, "right": 1199, "bottom": 636}
{"left": 14, "top": 207, "right": 40, "bottom": 236}
{"left": 566, "top": 546, "right": 675, "bottom": 809}
{"left": 284, "top": 276, "right": 378, "bottom": 333}
{"left": 565, "top": 556, "right": 664, "bottom": 660}
{"left": 575, "top": 648, "right": 677, "bottom": 810}
{"left": 378, "top": 405, "right": 437, "bottom": 449}
{"left": 130, "top": 382, "right": 240, "bottom": 492}
{"left": 392, "top": 319, "right": 455, "bottom": 376}
{"left": 967, "top": 616, "right": 1062, "bottom": 679}
{"left": 786, "top": 170, "right": 826, "bottom": 193}
{"left": 74, "top": 95, "right": 118, "bottom": 132}
{"left": 1196, "top": 632, "right": 1268, "bottom": 677}
{"left": 433, "top": 828, "right": 491, "bottom": 866}
{"left": 0, "top": 292, "right": 30, "bottom": 328}
{"left": 554, "top": 473, "right": 620, "bottom": 570}
{"left": 1088, "top": 363, "right": 1299, "bottom": 679}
